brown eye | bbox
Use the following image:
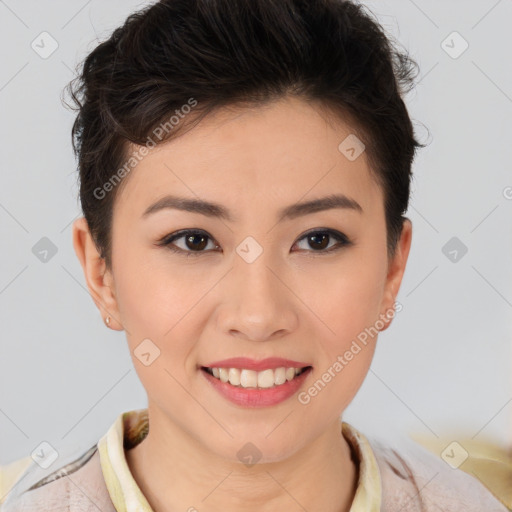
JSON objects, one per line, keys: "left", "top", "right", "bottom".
{"left": 293, "top": 229, "right": 351, "bottom": 253}
{"left": 158, "top": 228, "right": 351, "bottom": 258}
{"left": 306, "top": 232, "right": 329, "bottom": 250}
{"left": 159, "top": 229, "right": 219, "bottom": 256}
{"left": 183, "top": 232, "right": 209, "bottom": 251}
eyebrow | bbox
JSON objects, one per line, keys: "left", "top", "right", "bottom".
{"left": 141, "top": 193, "right": 363, "bottom": 222}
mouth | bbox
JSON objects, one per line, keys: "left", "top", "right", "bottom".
{"left": 201, "top": 365, "right": 313, "bottom": 389}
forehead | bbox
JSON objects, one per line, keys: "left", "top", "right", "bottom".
{"left": 114, "top": 97, "right": 382, "bottom": 219}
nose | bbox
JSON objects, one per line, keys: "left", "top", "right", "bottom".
{"left": 216, "top": 252, "right": 300, "bottom": 342}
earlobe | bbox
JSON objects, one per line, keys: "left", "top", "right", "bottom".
{"left": 378, "top": 218, "right": 413, "bottom": 332}
{"left": 72, "top": 217, "right": 123, "bottom": 331}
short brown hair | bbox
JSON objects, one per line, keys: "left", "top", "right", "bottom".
{"left": 63, "top": 0, "right": 425, "bottom": 270}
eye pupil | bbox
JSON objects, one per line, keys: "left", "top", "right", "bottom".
{"left": 186, "top": 233, "right": 208, "bottom": 251}
{"left": 308, "top": 232, "right": 329, "bottom": 250}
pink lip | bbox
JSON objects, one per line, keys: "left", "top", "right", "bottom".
{"left": 201, "top": 366, "right": 312, "bottom": 407}
{"left": 202, "top": 357, "right": 311, "bottom": 371}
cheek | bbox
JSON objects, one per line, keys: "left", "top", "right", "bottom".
{"left": 300, "top": 265, "right": 383, "bottom": 413}
{"left": 112, "top": 246, "right": 198, "bottom": 347}
{"left": 309, "top": 255, "right": 385, "bottom": 355}
{"left": 112, "top": 255, "right": 200, "bottom": 397}
{"left": 115, "top": 246, "right": 201, "bottom": 332}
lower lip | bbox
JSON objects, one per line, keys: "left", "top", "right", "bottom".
{"left": 201, "top": 367, "right": 312, "bottom": 407}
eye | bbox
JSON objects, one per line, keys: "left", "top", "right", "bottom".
{"left": 292, "top": 228, "right": 352, "bottom": 254}
{"left": 157, "top": 228, "right": 352, "bottom": 257}
{"left": 157, "top": 229, "right": 220, "bottom": 257}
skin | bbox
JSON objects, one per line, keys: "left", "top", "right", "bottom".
{"left": 73, "top": 95, "right": 412, "bottom": 512}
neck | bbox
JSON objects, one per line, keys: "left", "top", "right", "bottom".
{"left": 125, "top": 408, "right": 359, "bottom": 512}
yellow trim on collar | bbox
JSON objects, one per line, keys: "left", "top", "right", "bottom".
{"left": 98, "top": 411, "right": 153, "bottom": 512}
{"left": 342, "top": 421, "right": 382, "bottom": 511}
{"left": 97, "top": 409, "right": 382, "bottom": 512}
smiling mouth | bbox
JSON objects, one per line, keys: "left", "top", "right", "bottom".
{"left": 201, "top": 365, "right": 312, "bottom": 389}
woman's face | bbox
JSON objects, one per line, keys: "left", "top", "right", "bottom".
{"left": 76, "top": 96, "right": 411, "bottom": 462}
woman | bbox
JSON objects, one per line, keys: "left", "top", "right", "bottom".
{"left": 1, "top": 0, "right": 508, "bottom": 510}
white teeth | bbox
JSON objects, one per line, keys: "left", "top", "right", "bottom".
{"left": 274, "top": 367, "right": 286, "bottom": 385}
{"left": 206, "top": 366, "right": 308, "bottom": 388}
{"left": 240, "top": 369, "right": 257, "bottom": 388}
{"left": 228, "top": 368, "right": 241, "bottom": 386}
{"left": 257, "top": 369, "right": 275, "bottom": 388}
{"left": 286, "top": 367, "right": 296, "bottom": 381}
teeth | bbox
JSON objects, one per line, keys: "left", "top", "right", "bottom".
{"left": 257, "top": 369, "right": 274, "bottom": 388}
{"left": 274, "top": 367, "right": 286, "bottom": 385}
{"left": 228, "top": 368, "right": 241, "bottom": 386}
{"left": 240, "top": 369, "right": 257, "bottom": 388}
{"left": 206, "top": 366, "right": 308, "bottom": 388}
{"left": 219, "top": 368, "right": 229, "bottom": 383}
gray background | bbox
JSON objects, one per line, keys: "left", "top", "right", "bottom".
{"left": 1, "top": 0, "right": 511, "bottom": 465}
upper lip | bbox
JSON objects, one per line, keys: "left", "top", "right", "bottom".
{"left": 202, "top": 357, "right": 312, "bottom": 371}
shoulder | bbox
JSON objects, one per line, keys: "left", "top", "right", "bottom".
{"left": 0, "top": 444, "right": 115, "bottom": 512}
{"left": 368, "top": 434, "right": 509, "bottom": 512}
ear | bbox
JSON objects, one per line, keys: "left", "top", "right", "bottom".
{"left": 72, "top": 217, "right": 123, "bottom": 331}
{"left": 378, "top": 218, "right": 412, "bottom": 332}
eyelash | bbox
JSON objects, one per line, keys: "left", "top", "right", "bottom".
{"left": 156, "top": 228, "right": 352, "bottom": 258}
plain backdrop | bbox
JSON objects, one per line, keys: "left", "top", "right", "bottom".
{"left": 1, "top": 0, "right": 511, "bottom": 466}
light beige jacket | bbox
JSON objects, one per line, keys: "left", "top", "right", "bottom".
{"left": 1, "top": 409, "right": 509, "bottom": 511}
